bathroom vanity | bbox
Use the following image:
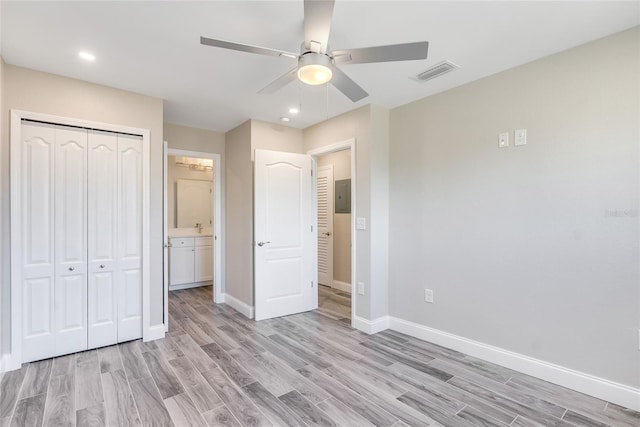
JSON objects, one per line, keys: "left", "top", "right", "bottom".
{"left": 169, "top": 230, "right": 213, "bottom": 290}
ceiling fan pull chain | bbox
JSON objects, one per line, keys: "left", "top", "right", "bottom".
{"left": 326, "top": 83, "right": 329, "bottom": 121}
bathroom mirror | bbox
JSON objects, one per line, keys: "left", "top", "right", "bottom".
{"left": 176, "top": 179, "right": 212, "bottom": 228}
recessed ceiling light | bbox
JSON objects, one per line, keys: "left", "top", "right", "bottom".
{"left": 280, "top": 117, "right": 290, "bottom": 122}
{"left": 78, "top": 51, "right": 96, "bottom": 61}
{"left": 289, "top": 107, "right": 299, "bottom": 114}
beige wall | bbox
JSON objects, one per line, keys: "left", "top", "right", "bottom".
{"left": 303, "top": 105, "right": 390, "bottom": 320}
{"left": 225, "top": 121, "right": 253, "bottom": 304}
{"left": 1, "top": 65, "right": 165, "bottom": 357}
{"left": 318, "top": 150, "right": 352, "bottom": 285}
{"left": 167, "top": 155, "right": 213, "bottom": 229}
{"left": 251, "top": 120, "right": 303, "bottom": 159}
{"left": 389, "top": 27, "right": 639, "bottom": 387}
{"left": 164, "top": 122, "right": 225, "bottom": 153}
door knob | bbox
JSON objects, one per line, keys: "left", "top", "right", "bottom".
{"left": 99, "top": 265, "right": 105, "bottom": 269}
{"left": 257, "top": 241, "right": 271, "bottom": 247}
{"left": 68, "top": 267, "right": 74, "bottom": 271}
{"left": 323, "top": 232, "right": 331, "bottom": 236}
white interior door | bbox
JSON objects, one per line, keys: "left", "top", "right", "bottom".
{"left": 54, "top": 126, "right": 88, "bottom": 356}
{"left": 88, "top": 131, "right": 118, "bottom": 348}
{"left": 254, "top": 149, "right": 315, "bottom": 321}
{"left": 117, "top": 134, "right": 143, "bottom": 342}
{"left": 21, "top": 122, "right": 57, "bottom": 362}
{"left": 317, "top": 165, "right": 334, "bottom": 287}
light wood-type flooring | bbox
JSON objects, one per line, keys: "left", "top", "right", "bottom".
{"left": 1, "top": 285, "right": 638, "bottom": 426}
{"left": 317, "top": 284, "right": 351, "bottom": 320}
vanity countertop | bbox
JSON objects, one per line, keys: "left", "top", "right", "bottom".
{"left": 168, "top": 228, "right": 213, "bottom": 238}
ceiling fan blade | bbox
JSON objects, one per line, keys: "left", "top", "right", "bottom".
{"left": 330, "top": 66, "right": 368, "bottom": 102}
{"left": 332, "top": 41, "right": 429, "bottom": 64}
{"left": 304, "top": 0, "right": 335, "bottom": 53}
{"left": 200, "top": 36, "right": 298, "bottom": 59}
{"left": 258, "top": 67, "right": 299, "bottom": 94}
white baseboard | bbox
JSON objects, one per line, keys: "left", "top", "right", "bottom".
{"left": 4, "top": 353, "right": 20, "bottom": 372}
{"left": 169, "top": 281, "right": 212, "bottom": 291}
{"left": 388, "top": 316, "right": 640, "bottom": 411}
{"left": 216, "top": 294, "right": 226, "bottom": 304}
{"left": 224, "top": 293, "right": 254, "bottom": 319}
{"left": 353, "top": 315, "right": 389, "bottom": 334}
{"left": 0, "top": 354, "right": 6, "bottom": 374}
{"left": 331, "top": 280, "right": 352, "bottom": 293}
{"left": 144, "top": 324, "right": 166, "bottom": 342}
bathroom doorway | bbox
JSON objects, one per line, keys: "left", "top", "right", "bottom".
{"left": 163, "top": 145, "right": 222, "bottom": 331}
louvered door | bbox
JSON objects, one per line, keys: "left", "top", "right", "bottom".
{"left": 317, "top": 165, "right": 334, "bottom": 287}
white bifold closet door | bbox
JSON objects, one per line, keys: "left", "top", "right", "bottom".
{"left": 22, "top": 123, "right": 89, "bottom": 362}
{"left": 116, "top": 134, "right": 143, "bottom": 342}
{"left": 87, "top": 131, "right": 118, "bottom": 348}
{"left": 87, "top": 131, "right": 142, "bottom": 345}
{"left": 20, "top": 121, "right": 142, "bottom": 363}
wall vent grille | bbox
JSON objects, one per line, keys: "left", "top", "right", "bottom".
{"left": 411, "top": 61, "right": 460, "bottom": 82}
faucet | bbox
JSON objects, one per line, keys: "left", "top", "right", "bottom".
{"left": 195, "top": 223, "right": 203, "bottom": 234}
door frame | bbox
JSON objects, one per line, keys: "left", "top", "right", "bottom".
{"left": 307, "top": 139, "right": 356, "bottom": 324}
{"left": 163, "top": 147, "right": 223, "bottom": 322}
{"left": 8, "top": 109, "right": 152, "bottom": 371}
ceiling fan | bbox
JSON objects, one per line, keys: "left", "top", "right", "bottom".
{"left": 200, "top": 0, "right": 429, "bottom": 102}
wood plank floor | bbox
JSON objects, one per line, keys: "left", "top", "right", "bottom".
{"left": 1, "top": 285, "right": 637, "bottom": 426}
{"left": 317, "top": 285, "right": 351, "bottom": 320}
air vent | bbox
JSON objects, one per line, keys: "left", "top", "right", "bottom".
{"left": 411, "top": 61, "right": 460, "bottom": 82}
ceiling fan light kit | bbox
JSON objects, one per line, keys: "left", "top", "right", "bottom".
{"left": 297, "top": 53, "right": 333, "bottom": 85}
{"left": 200, "top": 0, "right": 429, "bottom": 102}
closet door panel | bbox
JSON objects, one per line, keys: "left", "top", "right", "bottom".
{"left": 54, "top": 127, "right": 88, "bottom": 355}
{"left": 88, "top": 131, "right": 119, "bottom": 348}
{"left": 21, "top": 123, "right": 56, "bottom": 363}
{"left": 117, "top": 135, "right": 143, "bottom": 342}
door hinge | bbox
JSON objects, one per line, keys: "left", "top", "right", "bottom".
{"left": 311, "top": 281, "right": 314, "bottom": 288}
{"left": 311, "top": 169, "right": 313, "bottom": 176}
{"left": 311, "top": 225, "right": 313, "bottom": 232}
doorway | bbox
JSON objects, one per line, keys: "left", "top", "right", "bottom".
{"left": 163, "top": 146, "right": 222, "bottom": 331}
{"left": 315, "top": 148, "right": 353, "bottom": 321}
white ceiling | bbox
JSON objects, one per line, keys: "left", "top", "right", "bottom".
{"left": 2, "top": 1, "right": 638, "bottom": 132}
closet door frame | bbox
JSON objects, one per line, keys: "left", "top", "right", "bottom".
{"left": 9, "top": 110, "right": 153, "bottom": 371}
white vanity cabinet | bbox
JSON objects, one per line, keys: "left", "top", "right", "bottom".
{"left": 194, "top": 237, "right": 214, "bottom": 281}
{"left": 169, "top": 236, "right": 213, "bottom": 289}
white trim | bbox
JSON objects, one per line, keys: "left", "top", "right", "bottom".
{"left": 331, "top": 280, "right": 351, "bottom": 293}
{"left": 307, "top": 138, "right": 356, "bottom": 328}
{"left": 169, "top": 281, "right": 212, "bottom": 291}
{"left": 388, "top": 316, "right": 640, "bottom": 411}
{"left": 224, "top": 293, "right": 254, "bottom": 319}
{"left": 163, "top": 141, "right": 169, "bottom": 332}
{"left": 165, "top": 148, "right": 223, "bottom": 307}
{"left": 145, "top": 324, "right": 166, "bottom": 342}
{"left": 353, "top": 315, "right": 389, "bottom": 334}
{"left": 8, "top": 110, "right": 154, "bottom": 370}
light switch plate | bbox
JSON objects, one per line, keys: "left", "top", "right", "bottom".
{"left": 357, "top": 282, "right": 365, "bottom": 295}
{"left": 356, "top": 217, "right": 366, "bottom": 230}
{"left": 515, "top": 129, "right": 527, "bottom": 146}
{"left": 499, "top": 132, "right": 509, "bottom": 148}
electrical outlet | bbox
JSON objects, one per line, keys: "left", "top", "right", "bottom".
{"left": 515, "top": 128, "right": 527, "bottom": 146}
{"left": 498, "top": 132, "right": 509, "bottom": 148}
{"left": 357, "top": 282, "right": 365, "bottom": 295}
{"left": 424, "top": 289, "right": 434, "bottom": 303}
